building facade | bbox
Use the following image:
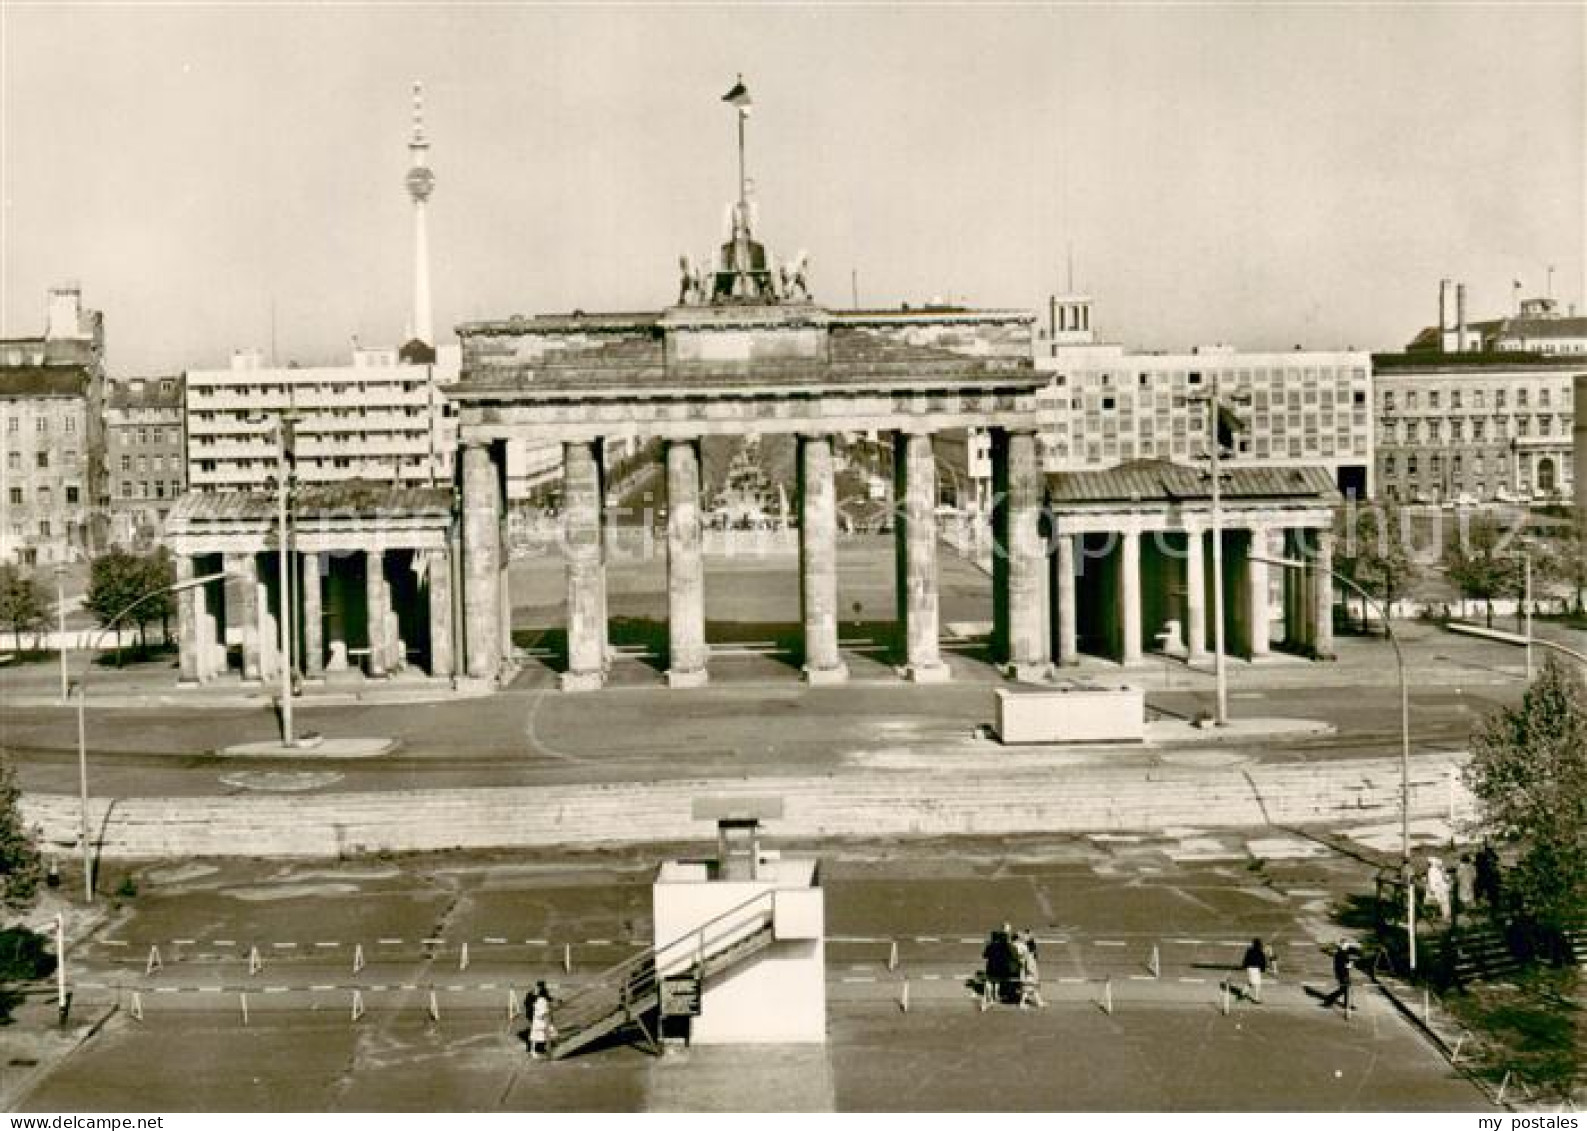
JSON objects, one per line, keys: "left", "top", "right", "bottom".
{"left": 1032, "top": 295, "right": 1374, "bottom": 498}
{"left": 105, "top": 375, "right": 185, "bottom": 547}
{"left": 0, "top": 285, "right": 107, "bottom": 565}
{"left": 183, "top": 345, "right": 459, "bottom": 494}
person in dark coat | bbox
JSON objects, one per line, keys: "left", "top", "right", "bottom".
{"left": 982, "top": 924, "right": 1018, "bottom": 1005}
{"left": 1320, "top": 941, "right": 1357, "bottom": 1011}
{"left": 1240, "top": 937, "right": 1270, "bottom": 1003}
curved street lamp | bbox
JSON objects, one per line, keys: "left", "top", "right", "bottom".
{"left": 1251, "top": 553, "right": 1419, "bottom": 972}
{"left": 72, "top": 570, "right": 230, "bottom": 902}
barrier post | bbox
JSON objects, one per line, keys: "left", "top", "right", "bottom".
{"left": 887, "top": 940, "right": 898, "bottom": 972}
{"left": 352, "top": 944, "right": 365, "bottom": 974}
{"left": 1450, "top": 1035, "right": 1465, "bottom": 1065}
{"left": 248, "top": 946, "right": 263, "bottom": 976}
{"left": 145, "top": 945, "right": 162, "bottom": 976}
{"left": 1423, "top": 988, "right": 1431, "bottom": 1023}
{"left": 898, "top": 978, "right": 910, "bottom": 1013}
{"left": 130, "top": 990, "right": 144, "bottom": 1022}
{"left": 507, "top": 989, "right": 520, "bottom": 1021}
{"left": 459, "top": 942, "right": 469, "bottom": 972}
{"left": 563, "top": 942, "right": 572, "bottom": 974}
{"left": 1149, "top": 944, "right": 1160, "bottom": 980}
{"left": 428, "top": 989, "right": 440, "bottom": 1023}
{"left": 240, "top": 992, "right": 249, "bottom": 1026}
{"left": 351, "top": 990, "right": 365, "bottom": 1022}
{"left": 1103, "top": 977, "right": 1114, "bottom": 1016}
{"left": 1496, "top": 1070, "right": 1511, "bottom": 1104}
{"left": 1220, "top": 979, "right": 1231, "bottom": 1016}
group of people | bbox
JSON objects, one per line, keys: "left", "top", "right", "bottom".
{"left": 1420, "top": 844, "right": 1501, "bottom": 924}
{"left": 980, "top": 923, "right": 1045, "bottom": 1009}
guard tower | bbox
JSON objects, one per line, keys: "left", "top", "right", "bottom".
{"left": 650, "top": 796, "right": 826, "bottom": 1045}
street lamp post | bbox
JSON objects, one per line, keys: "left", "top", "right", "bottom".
{"left": 73, "top": 572, "right": 229, "bottom": 902}
{"left": 55, "top": 564, "right": 68, "bottom": 704}
{"left": 249, "top": 413, "right": 298, "bottom": 747}
{"left": 1252, "top": 553, "right": 1417, "bottom": 972}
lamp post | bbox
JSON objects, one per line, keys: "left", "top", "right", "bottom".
{"left": 1251, "top": 553, "right": 1417, "bottom": 972}
{"left": 249, "top": 413, "right": 298, "bottom": 747}
{"left": 73, "top": 571, "right": 228, "bottom": 902}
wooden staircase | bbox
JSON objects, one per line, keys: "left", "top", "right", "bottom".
{"left": 548, "top": 890, "right": 778, "bottom": 1061}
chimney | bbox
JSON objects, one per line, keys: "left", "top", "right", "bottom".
{"left": 1456, "top": 283, "right": 1468, "bottom": 352}
{"left": 45, "top": 284, "right": 84, "bottom": 341}
{"left": 1438, "top": 279, "right": 1455, "bottom": 352}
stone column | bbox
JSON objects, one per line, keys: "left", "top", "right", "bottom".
{"left": 1247, "top": 527, "right": 1271, "bottom": 659}
{"left": 1004, "top": 429, "right": 1049, "bottom": 681}
{"left": 1185, "top": 529, "right": 1208, "bottom": 662}
{"left": 224, "top": 552, "right": 259, "bottom": 681}
{"left": 894, "top": 431, "right": 948, "bottom": 682}
{"left": 426, "top": 548, "right": 453, "bottom": 678}
{"left": 365, "top": 549, "right": 389, "bottom": 677}
{"left": 256, "top": 571, "right": 277, "bottom": 682}
{"left": 301, "top": 551, "right": 324, "bottom": 679}
{"left": 1312, "top": 529, "right": 1336, "bottom": 660}
{"left": 1281, "top": 529, "right": 1309, "bottom": 653}
{"left": 177, "top": 554, "right": 201, "bottom": 684}
{"left": 563, "top": 438, "right": 607, "bottom": 691}
{"left": 461, "top": 441, "right": 502, "bottom": 680}
{"left": 1053, "top": 532, "right": 1078, "bottom": 667}
{"left": 665, "top": 438, "right": 708, "bottom": 688}
{"left": 1120, "top": 529, "right": 1143, "bottom": 665}
{"left": 798, "top": 434, "right": 847, "bottom": 684}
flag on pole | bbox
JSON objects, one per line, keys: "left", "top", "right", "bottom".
{"left": 1215, "top": 399, "right": 1247, "bottom": 451}
{"left": 722, "top": 75, "right": 752, "bottom": 114}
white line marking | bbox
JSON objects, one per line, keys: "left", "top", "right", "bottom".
{"left": 1094, "top": 941, "right": 1127, "bottom": 947}
{"left": 841, "top": 976, "right": 877, "bottom": 984}
{"left": 921, "top": 975, "right": 943, "bottom": 981}
{"left": 1129, "top": 975, "right": 1155, "bottom": 981}
{"left": 153, "top": 987, "right": 180, "bottom": 994}
{"left": 1178, "top": 977, "right": 1208, "bottom": 984}
{"left": 315, "top": 942, "right": 340, "bottom": 949}
{"left": 1058, "top": 977, "right": 1085, "bottom": 984}
{"left": 103, "top": 940, "right": 128, "bottom": 947}
{"left": 271, "top": 943, "right": 297, "bottom": 950}
{"left": 586, "top": 939, "right": 612, "bottom": 946}
{"left": 378, "top": 938, "right": 403, "bottom": 945}
{"left": 213, "top": 940, "right": 236, "bottom": 947}
{"left": 524, "top": 939, "right": 547, "bottom": 946}
{"left": 484, "top": 937, "right": 508, "bottom": 945}
{"left": 172, "top": 938, "right": 195, "bottom": 945}
{"left": 916, "top": 936, "right": 941, "bottom": 943}
{"left": 199, "top": 987, "right": 223, "bottom": 994}
{"left": 262, "top": 987, "right": 288, "bottom": 994}
{"left": 310, "top": 984, "right": 336, "bottom": 992}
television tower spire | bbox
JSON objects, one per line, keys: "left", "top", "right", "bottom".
{"left": 404, "top": 81, "right": 435, "bottom": 348}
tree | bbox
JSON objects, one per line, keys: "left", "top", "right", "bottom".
{"left": 1532, "top": 520, "right": 1586, "bottom": 616}
{"left": 0, "top": 565, "right": 47, "bottom": 652}
{"left": 1464, "top": 656, "right": 1587, "bottom": 940}
{"left": 0, "top": 754, "right": 43, "bottom": 915}
{"left": 83, "top": 548, "right": 173, "bottom": 654}
{"left": 1443, "top": 514, "right": 1520, "bottom": 628}
{"left": 1333, "top": 503, "right": 1419, "bottom": 633}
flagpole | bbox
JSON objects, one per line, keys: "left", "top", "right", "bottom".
{"left": 1210, "top": 372, "right": 1229, "bottom": 727}
{"left": 737, "top": 108, "right": 747, "bottom": 222}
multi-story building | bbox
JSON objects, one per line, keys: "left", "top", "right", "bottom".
{"left": 1373, "top": 355, "right": 1577, "bottom": 504}
{"left": 0, "top": 285, "right": 107, "bottom": 564}
{"left": 1032, "top": 294, "right": 1374, "bottom": 498}
{"left": 184, "top": 345, "right": 459, "bottom": 494}
{"left": 1376, "top": 283, "right": 1580, "bottom": 504}
{"left": 105, "top": 375, "right": 186, "bottom": 547}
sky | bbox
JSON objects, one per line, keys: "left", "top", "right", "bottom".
{"left": 2, "top": 2, "right": 1584, "bottom": 374}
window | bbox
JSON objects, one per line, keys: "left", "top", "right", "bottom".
{"left": 1474, "top": 390, "right": 1486, "bottom": 409}
{"left": 64, "top": 416, "right": 75, "bottom": 434}
{"left": 35, "top": 451, "right": 48, "bottom": 469}
{"left": 1540, "top": 388, "right": 1551, "bottom": 408}
{"left": 1429, "top": 390, "right": 1441, "bottom": 409}
{"left": 5, "top": 452, "right": 17, "bottom": 471}
{"left": 1540, "top": 416, "right": 1553, "bottom": 436}
{"left": 1451, "top": 420, "right": 1463, "bottom": 441}
{"left": 139, "top": 482, "right": 149, "bottom": 498}
{"left": 1496, "top": 389, "right": 1507, "bottom": 409}
{"left": 1384, "top": 455, "right": 1396, "bottom": 475}
{"left": 1517, "top": 417, "right": 1530, "bottom": 436}
{"left": 65, "top": 486, "right": 78, "bottom": 504}
{"left": 1407, "top": 455, "right": 1419, "bottom": 476}
{"left": 7, "top": 487, "right": 19, "bottom": 505}
{"left": 36, "top": 486, "right": 50, "bottom": 505}
{"left": 1518, "top": 388, "right": 1529, "bottom": 407}
{"left": 6, "top": 417, "right": 16, "bottom": 433}
{"left": 38, "top": 520, "right": 50, "bottom": 537}
{"left": 121, "top": 482, "right": 133, "bottom": 499}
{"left": 36, "top": 416, "right": 47, "bottom": 433}
{"left": 121, "top": 455, "right": 131, "bottom": 472}
{"left": 65, "top": 449, "right": 77, "bottom": 467}
{"left": 1473, "top": 420, "right": 1485, "bottom": 441}
{"left": 1406, "top": 391, "right": 1419, "bottom": 410}
{"left": 155, "top": 481, "right": 166, "bottom": 499}
{"left": 137, "top": 427, "right": 147, "bottom": 444}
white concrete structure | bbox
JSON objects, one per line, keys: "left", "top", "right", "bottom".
{"left": 405, "top": 81, "right": 436, "bottom": 350}
{"left": 995, "top": 683, "right": 1145, "bottom": 744}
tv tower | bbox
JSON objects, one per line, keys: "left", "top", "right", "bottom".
{"left": 404, "top": 81, "right": 435, "bottom": 348}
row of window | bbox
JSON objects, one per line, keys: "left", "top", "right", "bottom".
{"left": 1059, "top": 367, "right": 1368, "bottom": 389}
{"left": 119, "top": 454, "right": 178, "bottom": 474}
{"left": 188, "top": 380, "right": 426, "bottom": 397}
{"left": 119, "top": 481, "right": 175, "bottom": 500}
{"left": 193, "top": 455, "right": 431, "bottom": 474}
{"left": 6, "top": 485, "right": 80, "bottom": 506}
{"left": 111, "top": 425, "right": 177, "bottom": 445}
{"left": 1381, "top": 414, "right": 1572, "bottom": 443}
{"left": 5, "top": 449, "right": 75, "bottom": 470}
{"left": 1380, "top": 385, "right": 1564, "bottom": 411}
{"left": 5, "top": 414, "right": 78, "bottom": 433}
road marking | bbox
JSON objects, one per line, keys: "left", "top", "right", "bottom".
{"left": 272, "top": 942, "right": 297, "bottom": 950}
{"left": 378, "top": 938, "right": 404, "bottom": 945}
{"left": 1058, "top": 977, "right": 1085, "bottom": 984}
{"left": 153, "top": 987, "right": 180, "bottom": 994}
{"left": 1129, "top": 975, "right": 1155, "bottom": 981}
{"left": 586, "top": 939, "right": 612, "bottom": 946}
{"left": 921, "top": 975, "right": 943, "bottom": 982}
{"left": 173, "top": 938, "right": 196, "bottom": 946}
{"left": 309, "top": 984, "right": 336, "bottom": 992}
{"left": 315, "top": 942, "right": 340, "bottom": 949}
{"left": 421, "top": 938, "right": 445, "bottom": 946}
{"left": 262, "top": 987, "right": 288, "bottom": 994}
{"left": 957, "top": 937, "right": 982, "bottom": 944}
{"left": 399, "top": 983, "right": 419, "bottom": 991}
{"left": 368, "top": 984, "right": 388, "bottom": 992}
{"left": 1169, "top": 938, "right": 1205, "bottom": 945}
{"left": 479, "top": 983, "right": 497, "bottom": 990}
{"left": 1178, "top": 977, "right": 1208, "bottom": 984}
{"left": 916, "top": 936, "right": 941, "bottom": 943}
{"left": 199, "top": 987, "right": 223, "bottom": 994}
{"left": 841, "top": 976, "right": 877, "bottom": 983}
{"left": 484, "top": 937, "right": 508, "bottom": 945}
{"left": 103, "top": 940, "right": 128, "bottom": 947}
{"left": 1094, "top": 941, "right": 1127, "bottom": 948}
{"left": 523, "top": 939, "right": 548, "bottom": 947}
{"left": 213, "top": 940, "right": 235, "bottom": 947}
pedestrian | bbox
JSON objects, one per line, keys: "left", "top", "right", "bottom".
{"left": 982, "top": 923, "right": 1018, "bottom": 1007}
{"left": 528, "top": 980, "right": 555, "bottom": 1060}
{"left": 1475, "top": 843, "right": 1501, "bottom": 907}
{"left": 1425, "top": 857, "right": 1452, "bottom": 921}
{"left": 1455, "top": 855, "right": 1477, "bottom": 919}
{"left": 1320, "top": 940, "right": 1357, "bottom": 1012}
{"left": 1240, "top": 937, "right": 1269, "bottom": 1004}
{"left": 1015, "top": 929, "right": 1045, "bottom": 1009}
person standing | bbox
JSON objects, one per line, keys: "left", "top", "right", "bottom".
{"left": 528, "top": 980, "right": 555, "bottom": 1060}
{"left": 1240, "top": 937, "right": 1269, "bottom": 1004}
{"left": 1015, "top": 929, "right": 1045, "bottom": 1009}
{"left": 1320, "top": 941, "right": 1357, "bottom": 1012}
{"left": 1425, "top": 857, "right": 1452, "bottom": 921}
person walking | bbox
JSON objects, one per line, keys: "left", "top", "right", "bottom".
{"left": 1015, "top": 929, "right": 1046, "bottom": 1009}
{"left": 1240, "top": 937, "right": 1269, "bottom": 1004}
{"left": 1320, "top": 941, "right": 1357, "bottom": 1013}
{"left": 1425, "top": 857, "right": 1452, "bottom": 922}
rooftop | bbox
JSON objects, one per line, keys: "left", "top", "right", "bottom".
{"left": 0, "top": 365, "right": 90, "bottom": 398}
{"left": 168, "top": 481, "right": 453, "bottom": 523}
{"left": 1047, "top": 459, "right": 1339, "bottom": 505}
